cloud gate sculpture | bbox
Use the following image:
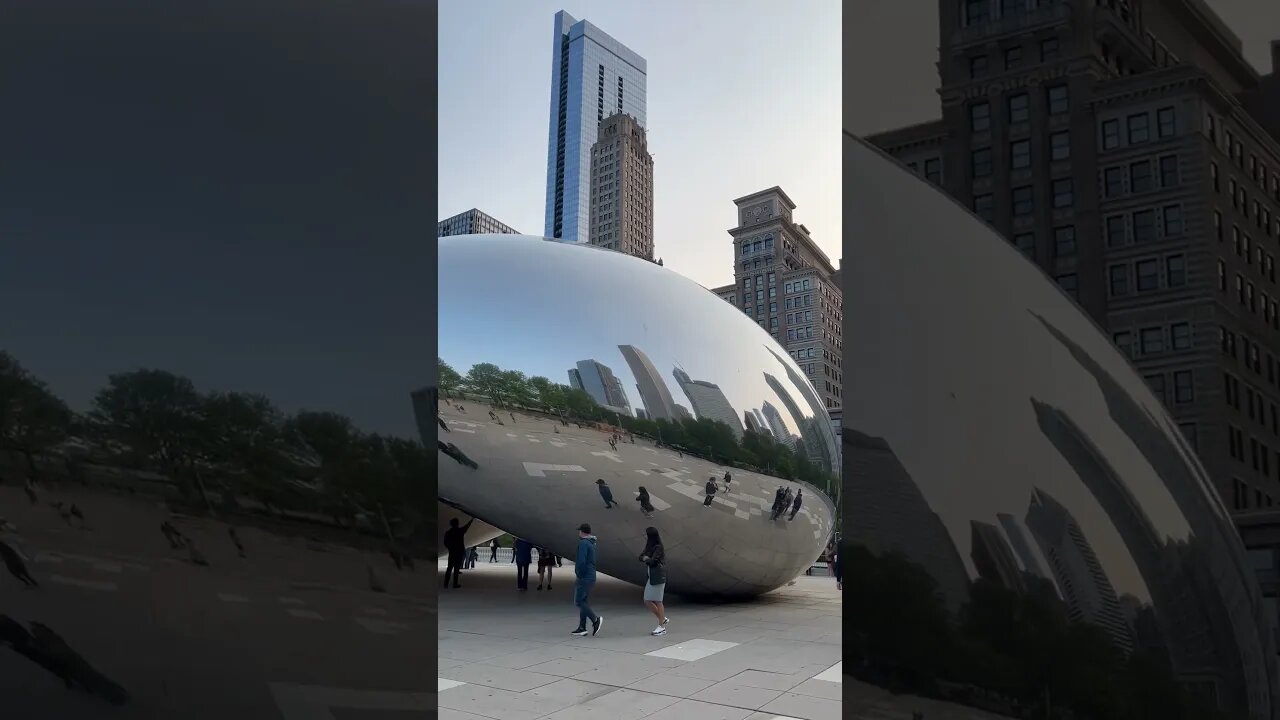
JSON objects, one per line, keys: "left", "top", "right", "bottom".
{"left": 432, "top": 234, "right": 838, "bottom": 598}
{"left": 843, "top": 134, "right": 1278, "bottom": 720}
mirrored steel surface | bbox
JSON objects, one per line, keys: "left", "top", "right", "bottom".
{"left": 844, "top": 134, "right": 1278, "bottom": 720}
{"left": 434, "top": 235, "right": 838, "bottom": 598}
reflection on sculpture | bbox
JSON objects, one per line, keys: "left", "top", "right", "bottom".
{"left": 433, "top": 234, "right": 838, "bottom": 598}
{"left": 843, "top": 133, "right": 1277, "bottom": 720}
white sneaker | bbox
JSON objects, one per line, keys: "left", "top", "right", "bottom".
{"left": 651, "top": 626, "right": 667, "bottom": 635}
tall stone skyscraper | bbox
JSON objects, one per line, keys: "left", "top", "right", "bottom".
{"left": 864, "top": 0, "right": 1280, "bottom": 522}
{"left": 714, "top": 187, "right": 843, "bottom": 413}
{"left": 544, "top": 10, "right": 646, "bottom": 245}
{"left": 588, "top": 112, "right": 655, "bottom": 261}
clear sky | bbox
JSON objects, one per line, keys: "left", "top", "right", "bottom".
{"left": 438, "top": 1, "right": 842, "bottom": 290}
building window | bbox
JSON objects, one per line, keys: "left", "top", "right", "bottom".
{"left": 1056, "top": 274, "right": 1078, "bottom": 299}
{"left": 1179, "top": 422, "right": 1198, "bottom": 450}
{"left": 1146, "top": 374, "right": 1167, "bottom": 404}
{"left": 1215, "top": 210, "right": 1223, "bottom": 241}
{"left": 1050, "top": 131, "right": 1071, "bottom": 161}
{"left": 972, "top": 148, "right": 992, "bottom": 178}
{"left": 1106, "top": 215, "right": 1127, "bottom": 246}
{"left": 1136, "top": 259, "right": 1160, "bottom": 292}
{"left": 1052, "top": 178, "right": 1073, "bottom": 208}
{"left": 965, "top": 0, "right": 990, "bottom": 25}
{"left": 1114, "top": 331, "right": 1133, "bottom": 357}
{"left": 924, "top": 158, "right": 942, "bottom": 183}
{"left": 1133, "top": 209, "right": 1155, "bottom": 243}
{"left": 1157, "top": 106, "right": 1176, "bottom": 138}
{"left": 1171, "top": 322, "right": 1192, "bottom": 351}
{"left": 971, "top": 102, "right": 991, "bottom": 132}
{"left": 1218, "top": 259, "right": 1227, "bottom": 291}
{"left": 1127, "top": 113, "right": 1150, "bottom": 144}
{"left": 1013, "top": 232, "right": 1035, "bottom": 257}
{"left": 1167, "top": 254, "right": 1186, "bottom": 287}
{"left": 1005, "top": 46, "right": 1023, "bottom": 70}
{"left": 1008, "top": 93, "right": 1030, "bottom": 124}
{"left": 1047, "top": 85, "right": 1069, "bottom": 115}
{"left": 1173, "top": 370, "right": 1193, "bottom": 403}
{"left": 974, "top": 194, "right": 994, "bottom": 222}
{"left": 1109, "top": 265, "right": 1130, "bottom": 297}
{"left": 1211, "top": 162, "right": 1220, "bottom": 192}
{"left": 1140, "top": 327, "right": 1164, "bottom": 354}
{"left": 1010, "top": 140, "right": 1031, "bottom": 170}
{"left": 1104, "top": 167, "right": 1124, "bottom": 197}
{"left": 1102, "top": 119, "right": 1120, "bottom": 150}
{"left": 970, "top": 55, "right": 988, "bottom": 78}
{"left": 1041, "top": 37, "right": 1059, "bottom": 62}
{"left": 1054, "top": 225, "right": 1076, "bottom": 257}
{"left": 1012, "top": 186, "right": 1034, "bottom": 215}
{"left": 1130, "top": 160, "right": 1153, "bottom": 193}
{"left": 1159, "top": 155, "right": 1179, "bottom": 187}
{"left": 1164, "top": 204, "right": 1184, "bottom": 236}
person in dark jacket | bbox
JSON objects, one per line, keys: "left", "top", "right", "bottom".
{"left": 771, "top": 487, "right": 786, "bottom": 520}
{"left": 513, "top": 538, "right": 534, "bottom": 590}
{"left": 536, "top": 545, "right": 555, "bottom": 590}
{"left": 703, "top": 477, "right": 717, "bottom": 507}
{"left": 441, "top": 517, "right": 474, "bottom": 589}
{"left": 596, "top": 479, "right": 617, "bottom": 508}
{"left": 788, "top": 489, "right": 804, "bottom": 521}
{"left": 639, "top": 527, "right": 669, "bottom": 635}
{"left": 636, "top": 486, "right": 654, "bottom": 517}
{"left": 489, "top": 537, "right": 500, "bottom": 563}
{"left": 570, "top": 523, "right": 602, "bottom": 637}
{"left": 832, "top": 543, "right": 843, "bottom": 591}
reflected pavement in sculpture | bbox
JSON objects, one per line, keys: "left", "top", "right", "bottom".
{"left": 433, "top": 234, "right": 838, "bottom": 599}
{"left": 843, "top": 133, "right": 1278, "bottom": 720}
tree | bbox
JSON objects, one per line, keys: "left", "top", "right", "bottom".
{"left": 438, "top": 359, "right": 463, "bottom": 397}
{"left": 200, "top": 391, "right": 297, "bottom": 511}
{"left": 87, "top": 369, "right": 206, "bottom": 496}
{"left": 464, "top": 363, "right": 506, "bottom": 406}
{"left": 0, "top": 351, "right": 73, "bottom": 478}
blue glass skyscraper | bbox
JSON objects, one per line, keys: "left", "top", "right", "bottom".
{"left": 544, "top": 10, "right": 646, "bottom": 244}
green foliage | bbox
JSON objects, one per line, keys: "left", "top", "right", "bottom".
{"left": 441, "top": 359, "right": 838, "bottom": 498}
{"left": 2, "top": 350, "right": 433, "bottom": 529}
{"left": 843, "top": 542, "right": 1240, "bottom": 720}
{"left": 0, "top": 351, "right": 73, "bottom": 476}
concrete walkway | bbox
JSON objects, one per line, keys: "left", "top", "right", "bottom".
{"left": 437, "top": 560, "right": 842, "bottom": 720}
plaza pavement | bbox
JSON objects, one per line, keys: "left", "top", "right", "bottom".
{"left": 436, "top": 558, "right": 842, "bottom": 720}
{"left": 0, "top": 484, "right": 435, "bottom": 719}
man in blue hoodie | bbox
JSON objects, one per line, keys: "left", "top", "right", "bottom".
{"left": 571, "top": 523, "right": 603, "bottom": 637}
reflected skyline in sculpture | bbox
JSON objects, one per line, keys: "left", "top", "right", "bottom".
{"left": 844, "top": 133, "right": 1275, "bottom": 720}
{"left": 436, "top": 234, "right": 837, "bottom": 598}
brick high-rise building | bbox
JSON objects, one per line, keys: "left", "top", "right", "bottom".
{"left": 713, "top": 187, "right": 843, "bottom": 412}
{"left": 588, "top": 112, "right": 655, "bottom": 261}
{"left": 867, "top": 0, "right": 1280, "bottom": 520}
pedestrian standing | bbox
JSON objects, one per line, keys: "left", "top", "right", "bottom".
{"left": 596, "top": 479, "right": 617, "bottom": 508}
{"left": 442, "top": 517, "right": 475, "bottom": 589}
{"left": 570, "top": 523, "right": 602, "bottom": 637}
{"left": 788, "top": 489, "right": 803, "bottom": 521}
{"left": 489, "top": 537, "right": 500, "bottom": 563}
{"left": 514, "top": 538, "right": 533, "bottom": 590}
{"left": 466, "top": 545, "right": 479, "bottom": 569}
{"left": 639, "top": 527, "right": 669, "bottom": 635}
{"left": 536, "top": 546, "right": 555, "bottom": 590}
{"left": 832, "top": 544, "right": 843, "bottom": 591}
{"left": 636, "top": 486, "right": 655, "bottom": 518}
{"left": 703, "top": 477, "right": 717, "bottom": 507}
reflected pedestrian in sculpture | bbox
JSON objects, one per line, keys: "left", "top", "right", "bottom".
{"left": 488, "top": 538, "right": 500, "bottom": 563}
{"left": 722, "top": 470, "right": 732, "bottom": 491}
{"left": 465, "top": 545, "right": 479, "bottom": 569}
{"left": 513, "top": 538, "right": 533, "bottom": 591}
{"left": 570, "top": 523, "right": 602, "bottom": 637}
{"left": 639, "top": 527, "right": 669, "bottom": 635}
{"left": 703, "top": 477, "right": 717, "bottom": 507}
{"left": 596, "top": 479, "right": 617, "bottom": 509}
{"left": 636, "top": 486, "right": 654, "bottom": 518}
{"left": 0, "top": 538, "right": 38, "bottom": 588}
{"left": 441, "top": 517, "right": 474, "bottom": 589}
{"left": 788, "top": 489, "right": 803, "bottom": 521}
{"left": 536, "top": 546, "right": 555, "bottom": 590}
{"left": 770, "top": 487, "right": 786, "bottom": 520}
